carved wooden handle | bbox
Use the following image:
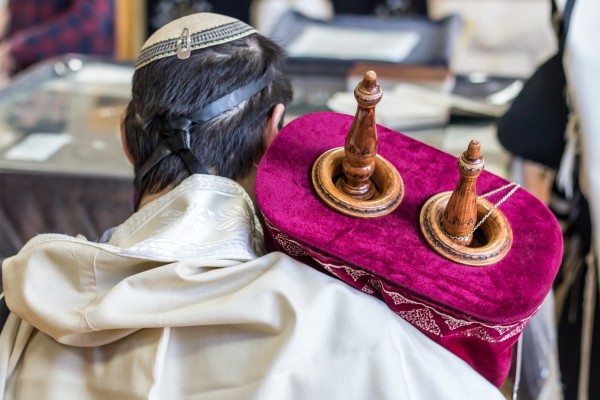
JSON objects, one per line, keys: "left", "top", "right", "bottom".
{"left": 442, "top": 140, "right": 485, "bottom": 246}
{"left": 338, "top": 71, "right": 383, "bottom": 200}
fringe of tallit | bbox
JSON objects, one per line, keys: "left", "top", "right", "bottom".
{"left": 554, "top": 236, "right": 584, "bottom": 321}
{"left": 512, "top": 336, "right": 523, "bottom": 400}
{"left": 578, "top": 249, "right": 597, "bottom": 400}
{"left": 556, "top": 111, "right": 579, "bottom": 200}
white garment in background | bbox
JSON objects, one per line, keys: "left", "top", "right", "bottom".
{"left": 0, "top": 174, "right": 504, "bottom": 400}
{"left": 563, "top": 1, "right": 600, "bottom": 399}
{"left": 564, "top": 0, "right": 600, "bottom": 261}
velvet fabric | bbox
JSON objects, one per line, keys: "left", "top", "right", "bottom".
{"left": 256, "top": 112, "right": 563, "bottom": 387}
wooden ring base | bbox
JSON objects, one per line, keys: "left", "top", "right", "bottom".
{"left": 312, "top": 148, "right": 404, "bottom": 218}
{"left": 419, "top": 191, "right": 513, "bottom": 266}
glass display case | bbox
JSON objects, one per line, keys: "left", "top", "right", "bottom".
{"left": 0, "top": 55, "right": 135, "bottom": 264}
{"left": 0, "top": 55, "right": 133, "bottom": 177}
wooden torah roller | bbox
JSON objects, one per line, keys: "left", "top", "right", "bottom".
{"left": 255, "top": 71, "right": 563, "bottom": 387}
{"left": 312, "top": 71, "right": 404, "bottom": 218}
{"left": 419, "top": 140, "right": 513, "bottom": 266}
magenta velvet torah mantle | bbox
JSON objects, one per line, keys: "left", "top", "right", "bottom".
{"left": 256, "top": 112, "right": 562, "bottom": 387}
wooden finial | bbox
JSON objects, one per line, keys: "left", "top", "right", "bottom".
{"left": 311, "top": 70, "right": 403, "bottom": 218}
{"left": 337, "top": 71, "right": 383, "bottom": 200}
{"left": 419, "top": 139, "right": 513, "bottom": 266}
{"left": 442, "top": 140, "right": 485, "bottom": 246}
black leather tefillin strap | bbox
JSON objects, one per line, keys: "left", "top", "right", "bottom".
{"left": 132, "top": 68, "right": 274, "bottom": 210}
{"left": 133, "top": 118, "right": 208, "bottom": 210}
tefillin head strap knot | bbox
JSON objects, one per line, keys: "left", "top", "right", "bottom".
{"left": 133, "top": 117, "right": 209, "bottom": 209}
{"left": 166, "top": 118, "right": 209, "bottom": 176}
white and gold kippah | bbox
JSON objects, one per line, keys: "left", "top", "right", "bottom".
{"left": 135, "top": 13, "right": 257, "bottom": 70}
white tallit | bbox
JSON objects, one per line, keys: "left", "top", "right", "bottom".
{"left": 562, "top": 1, "right": 600, "bottom": 397}
{"left": 0, "top": 175, "right": 504, "bottom": 400}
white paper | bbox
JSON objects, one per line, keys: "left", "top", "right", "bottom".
{"left": 40, "top": 63, "right": 133, "bottom": 97}
{"left": 327, "top": 84, "right": 450, "bottom": 130}
{"left": 287, "top": 25, "right": 420, "bottom": 62}
{"left": 70, "top": 64, "right": 134, "bottom": 84}
{"left": 4, "top": 133, "right": 71, "bottom": 162}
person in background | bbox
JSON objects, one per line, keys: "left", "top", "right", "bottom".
{"left": 498, "top": 0, "right": 600, "bottom": 398}
{"left": 0, "top": 0, "right": 114, "bottom": 80}
{"left": 0, "top": 12, "right": 505, "bottom": 399}
{"left": 558, "top": 0, "right": 600, "bottom": 398}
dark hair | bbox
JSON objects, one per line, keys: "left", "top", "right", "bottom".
{"left": 125, "top": 33, "right": 293, "bottom": 200}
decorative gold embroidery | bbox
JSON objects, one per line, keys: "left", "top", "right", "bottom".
{"left": 264, "top": 220, "right": 534, "bottom": 343}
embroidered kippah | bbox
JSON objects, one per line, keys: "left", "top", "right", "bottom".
{"left": 136, "top": 13, "right": 257, "bottom": 70}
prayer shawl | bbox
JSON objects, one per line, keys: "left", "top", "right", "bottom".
{"left": 562, "top": 0, "right": 600, "bottom": 396}
{"left": 0, "top": 175, "right": 504, "bottom": 399}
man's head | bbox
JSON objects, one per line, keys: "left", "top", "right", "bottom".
{"left": 122, "top": 13, "right": 292, "bottom": 207}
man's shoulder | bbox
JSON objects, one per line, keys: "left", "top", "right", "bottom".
{"left": 255, "top": 251, "right": 403, "bottom": 324}
{"left": 252, "top": 251, "right": 504, "bottom": 399}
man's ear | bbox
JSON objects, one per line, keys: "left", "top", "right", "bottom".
{"left": 263, "top": 103, "right": 285, "bottom": 152}
{"left": 120, "top": 107, "right": 135, "bottom": 165}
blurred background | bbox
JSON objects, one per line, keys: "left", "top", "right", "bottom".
{"left": 0, "top": 1, "right": 595, "bottom": 399}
